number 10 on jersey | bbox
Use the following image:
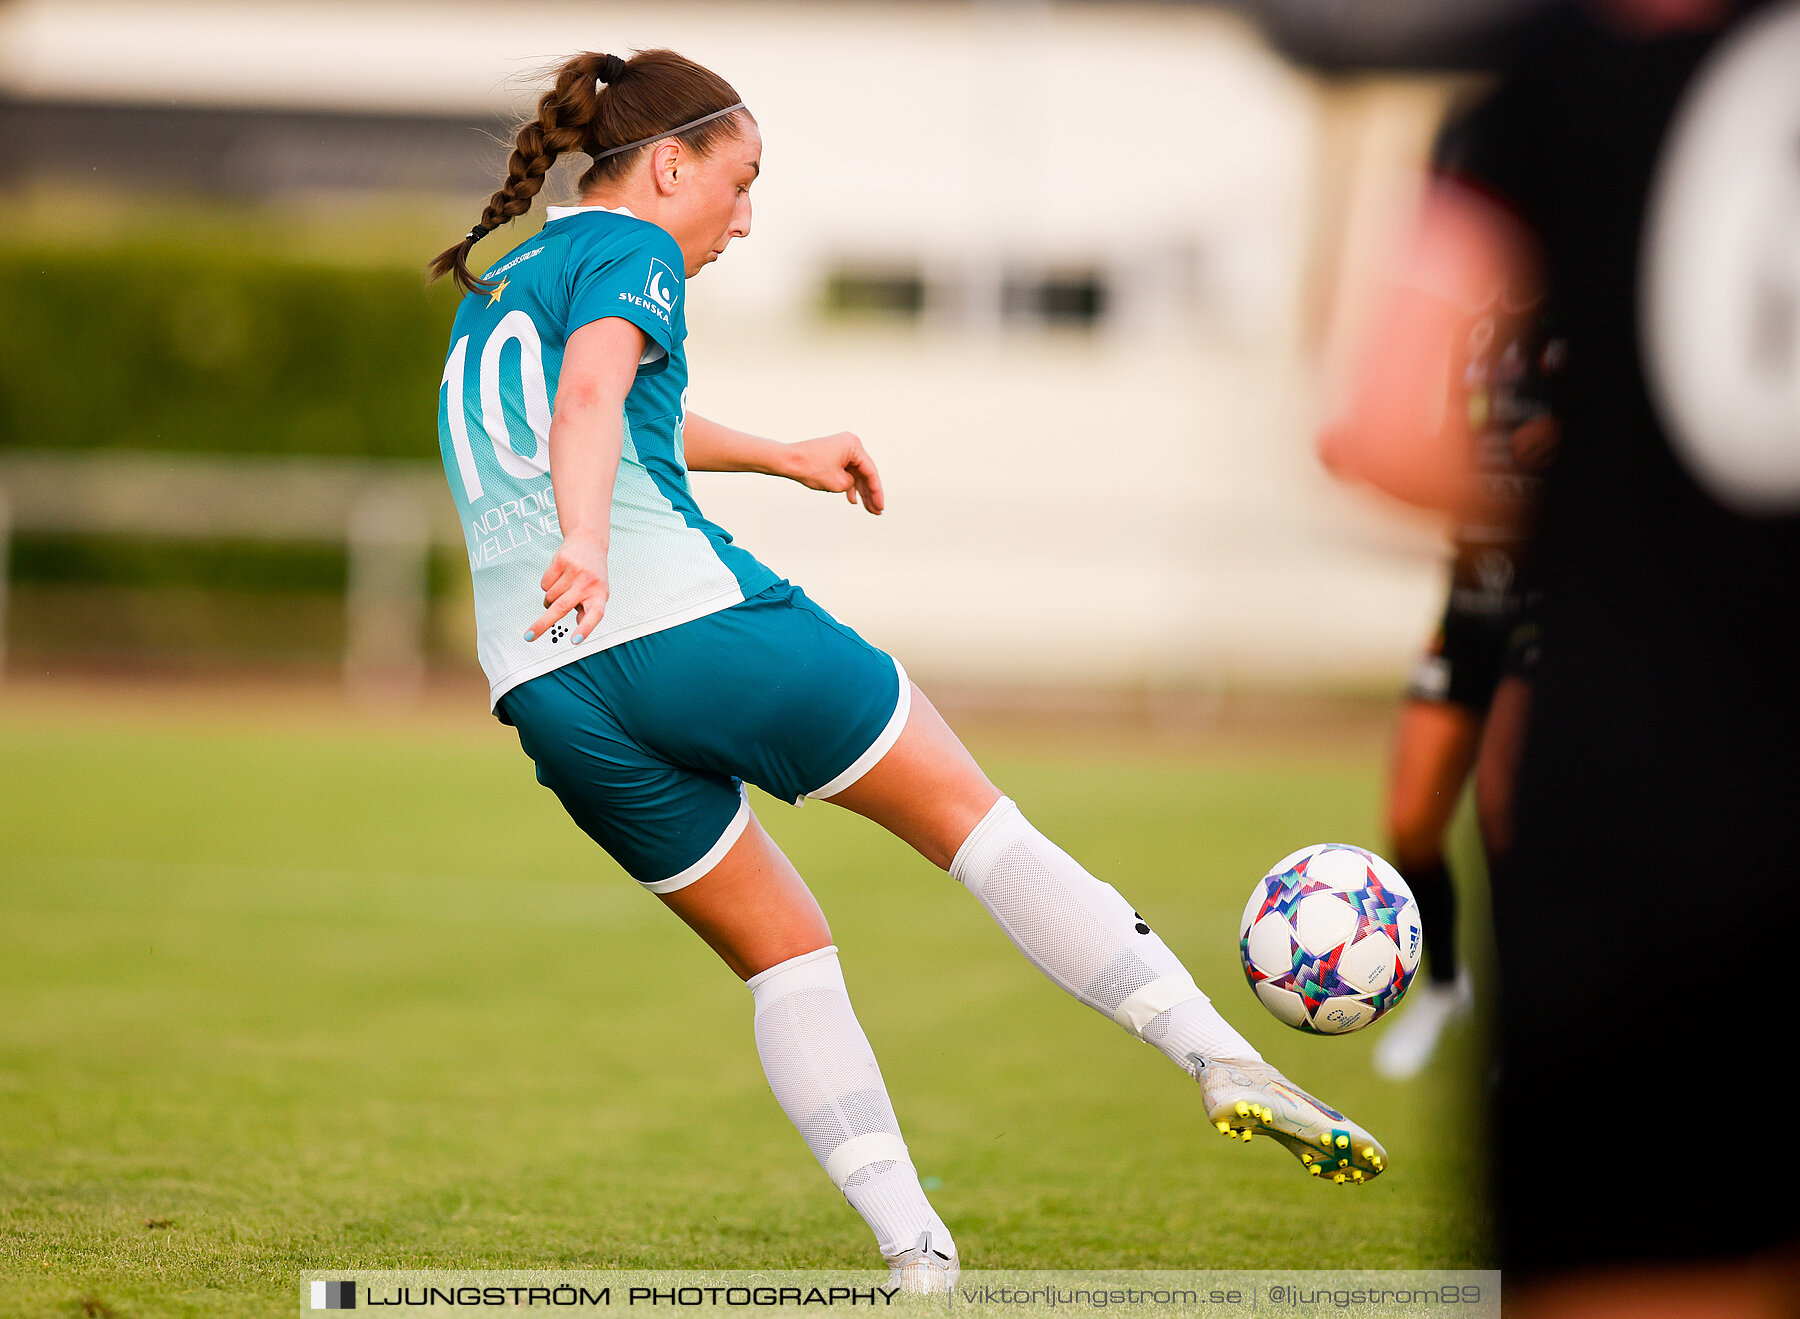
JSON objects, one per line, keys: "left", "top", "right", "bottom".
{"left": 440, "top": 310, "right": 555, "bottom": 503}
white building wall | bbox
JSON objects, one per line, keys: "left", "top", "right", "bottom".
{"left": 1, "top": 0, "right": 1451, "bottom": 688}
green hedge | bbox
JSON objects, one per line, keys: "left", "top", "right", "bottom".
{"left": 0, "top": 244, "right": 462, "bottom": 458}
{"left": 10, "top": 532, "right": 348, "bottom": 591}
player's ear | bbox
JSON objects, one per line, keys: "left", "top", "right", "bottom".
{"left": 652, "top": 140, "right": 684, "bottom": 196}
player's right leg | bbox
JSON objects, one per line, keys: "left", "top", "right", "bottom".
{"left": 825, "top": 686, "right": 1388, "bottom": 1185}
{"left": 596, "top": 582, "right": 1384, "bottom": 1186}
{"left": 1475, "top": 623, "right": 1537, "bottom": 862}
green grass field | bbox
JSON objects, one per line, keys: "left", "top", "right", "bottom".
{"left": 0, "top": 683, "right": 1494, "bottom": 1317}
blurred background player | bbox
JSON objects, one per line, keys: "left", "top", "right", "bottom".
{"left": 1324, "top": 0, "right": 1800, "bottom": 1313}
{"left": 431, "top": 45, "right": 1392, "bottom": 1291}
{"left": 1332, "top": 105, "right": 1565, "bottom": 1081}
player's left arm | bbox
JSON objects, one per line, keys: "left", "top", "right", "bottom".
{"left": 683, "top": 413, "right": 884, "bottom": 515}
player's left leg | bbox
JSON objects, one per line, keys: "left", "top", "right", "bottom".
{"left": 824, "top": 687, "right": 1387, "bottom": 1184}
{"left": 657, "top": 815, "right": 957, "bottom": 1288}
{"left": 502, "top": 648, "right": 956, "bottom": 1286}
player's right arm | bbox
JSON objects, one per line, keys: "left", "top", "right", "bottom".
{"left": 528, "top": 315, "right": 646, "bottom": 644}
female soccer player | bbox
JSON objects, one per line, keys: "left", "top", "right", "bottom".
{"left": 430, "top": 48, "right": 1386, "bottom": 1288}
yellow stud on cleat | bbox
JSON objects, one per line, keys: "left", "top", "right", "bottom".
{"left": 1351, "top": 1171, "right": 1364, "bottom": 1183}
{"left": 1192, "top": 1056, "right": 1386, "bottom": 1189}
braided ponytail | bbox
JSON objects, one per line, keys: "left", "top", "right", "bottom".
{"left": 429, "top": 51, "right": 610, "bottom": 294}
{"left": 429, "top": 48, "right": 749, "bottom": 296}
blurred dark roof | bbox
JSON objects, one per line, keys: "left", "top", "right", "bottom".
{"left": 0, "top": 0, "right": 1554, "bottom": 201}
{"left": 1160, "top": 0, "right": 1554, "bottom": 70}
{"left": 0, "top": 97, "right": 507, "bottom": 198}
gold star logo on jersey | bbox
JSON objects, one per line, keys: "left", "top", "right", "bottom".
{"left": 487, "top": 276, "right": 509, "bottom": 307}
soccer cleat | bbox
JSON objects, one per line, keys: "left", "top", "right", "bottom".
{"left": 884, "top": 1230, "right": 959, "bottom": 1295}
{"left": 1195, "top": 1056, "right": 1387, "bottom": 1184}
{"left": 1372, "top": 970, "right": 1473, "bottom": 1080}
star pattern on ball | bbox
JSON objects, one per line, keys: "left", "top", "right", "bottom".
{"left": 1259, "top": 872, "right": 1338, "bottom": 926}
{"left": 1294, "top": 943, "right": 1345, "bottom": 1013}
{"left": 1348, "top": 874, "right": 1411, "bottom": 947}
{"left": 1366, "top": 978, "right": 1408, "bottom": 1014}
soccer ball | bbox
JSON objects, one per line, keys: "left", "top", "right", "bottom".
{"left": 1238, "top": 843, "right": 1422, "bottom": 1035}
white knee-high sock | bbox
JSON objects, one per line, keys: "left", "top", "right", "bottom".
{"left": 950, "top": 797, "right": 1262, "bottom": 1073}
{"left": 748, "top": 946, "right": 955, "bottom": 1260}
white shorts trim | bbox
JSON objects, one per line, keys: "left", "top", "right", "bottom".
{"left": 640, "top": 783, "right": 751, "bottom": 894}
{"left": 802, "top": 658, "right": 912, "bottom": 803}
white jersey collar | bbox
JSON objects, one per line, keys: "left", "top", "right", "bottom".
{"left": 545, "top": 203, "right": 638, "bottom": 220}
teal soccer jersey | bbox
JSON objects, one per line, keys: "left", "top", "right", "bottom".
{"left": 436, "top": 205, "right": 778, "bottom": 706}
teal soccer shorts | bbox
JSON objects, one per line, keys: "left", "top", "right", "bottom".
{"left": 498, "top": 581, "right": 909, "bottom": 891}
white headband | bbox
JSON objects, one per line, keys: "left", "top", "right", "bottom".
{"left": 591, "top": 102, "right": 747, "bottom": 160}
